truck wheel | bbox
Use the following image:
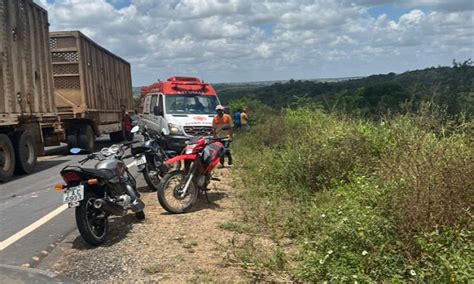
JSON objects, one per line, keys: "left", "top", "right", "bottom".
{"left": 66, "top": 127, "right": 78, "bottom": 150}
{"left": 109, "top": 130, "right": 124, "bottom": 143}
{"left": 78, "top": 125, "right": 95, "bottom": 152}
{"left": 13, "top": 130, "right": 37, "bottom": 174}
{"left": 0, "top": 134, "right": 15, "bottom": 182}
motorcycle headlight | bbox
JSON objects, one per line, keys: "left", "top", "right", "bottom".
{"left": 168, "top": 123, "right": 183, "bottom": 135}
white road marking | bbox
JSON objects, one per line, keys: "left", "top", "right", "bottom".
{"left": 0, "top": 204, "right": 68, "bottom": 251}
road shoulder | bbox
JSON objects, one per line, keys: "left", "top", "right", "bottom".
{"left": 39, "top": 167, "right": 246, "bottom": 282}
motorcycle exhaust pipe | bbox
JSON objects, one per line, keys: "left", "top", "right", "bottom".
{"left": 93, "top": 199, "right": 126, "bottom": 216}
{"left": 131, "top": 198, "right": 145, "bottom": 213}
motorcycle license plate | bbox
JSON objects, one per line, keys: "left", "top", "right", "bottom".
{"left": 136, "top": 155, "right": 147, "bottom": 166}
{"left": 63, "top": 185, "right": 84, "bottom": 204}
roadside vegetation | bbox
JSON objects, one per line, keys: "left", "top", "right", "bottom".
{"left": 228, "top": 97, "right": 473, "bottom": 281}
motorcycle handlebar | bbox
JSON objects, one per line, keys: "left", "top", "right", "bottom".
{"left": 121, "top": 140, "right": 138, "bottom": 146}
{"left": 78, "top": 153, "right": 96, "bottom": 164}
{"left": 76, "top": 140, "right": 140, "bottom": 165}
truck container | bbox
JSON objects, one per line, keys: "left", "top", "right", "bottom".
{"left": 49, "top": 31, "right": 133, "bottom": 151}
{"left": 0, "top": 0, "right": 57, "bottom": 181}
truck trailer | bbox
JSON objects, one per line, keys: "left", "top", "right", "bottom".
{"left": 0, "top": 0, "right": 57, "bottom": 181}
{"left": 50, "top": 31, "right": 133, "bottom": 151}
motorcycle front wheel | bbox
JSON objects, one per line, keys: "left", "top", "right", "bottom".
{"left": 157, "top": 170, "right": 198, "bottom": 214}
{"left": 75, "top": 191, "right": 108, "bottom": 246}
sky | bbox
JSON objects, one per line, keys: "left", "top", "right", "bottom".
{"left": 36, "top": 0, "right": 474, "bottom": 86}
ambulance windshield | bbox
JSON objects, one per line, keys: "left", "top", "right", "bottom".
{"left": 165, "top": 95, "right": 218, "bottom": 115}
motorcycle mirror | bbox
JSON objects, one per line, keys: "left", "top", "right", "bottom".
{"left": 161, "top": 128, "right": 169, "bottom": 135}
{"left": 131, "top": 125, "right": 140, "bottom": 134}
{"left": 70, "top": 148, "right": 82, "bottom": 154}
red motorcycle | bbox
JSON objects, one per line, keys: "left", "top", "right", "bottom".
{"left": 157, "top": 136, "right": 228, "bottom": 213}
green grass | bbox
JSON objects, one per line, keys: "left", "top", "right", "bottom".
{"left": 218, "top": 221, "right": 255, "bottom": 234}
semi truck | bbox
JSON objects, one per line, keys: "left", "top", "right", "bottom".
{"left": 0, "top": 0, "right": 133, "bottom": 181}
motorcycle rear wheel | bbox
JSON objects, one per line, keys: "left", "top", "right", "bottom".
{"left": 143, "top": 165, "right": 160, "bottom": 192}
{"left": 143, "top": 161, "right": 181, "bottom": 192}
{"left": 75, "top": 191, "right": 108, "bottom": 246}
{"left": 157, "top": 170, "right": 198, "bottom": 214}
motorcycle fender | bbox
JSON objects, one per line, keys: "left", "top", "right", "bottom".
{"left": 164, "top": 154, "right": 197, "bottom": 165}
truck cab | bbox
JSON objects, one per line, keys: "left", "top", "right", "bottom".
{"left": 140, "top": 77, "right": 220, "bottom": 152}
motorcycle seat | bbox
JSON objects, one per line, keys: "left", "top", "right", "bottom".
{"left": 165, "top": 150, "right": 176, "bottom": 156}
{"left": 81, "top": 168, "right": 116, "bottom": 180}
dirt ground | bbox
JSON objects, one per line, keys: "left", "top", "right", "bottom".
{"left": 47, "top": 167, "right": 247, "bottom": 282}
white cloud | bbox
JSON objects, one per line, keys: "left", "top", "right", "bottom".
{"left": 35, "top": 0, "right": 474, "bottom": 85}
{"left": 255, "top": 43, "right": 272, "bottom": 58}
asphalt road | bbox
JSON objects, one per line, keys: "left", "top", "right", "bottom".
{"left": 0, "top": 137, "right": 147, "bottom": 268}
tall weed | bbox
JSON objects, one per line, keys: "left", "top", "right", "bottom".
{"left": 380, "top": 117, "right": 473, "bottom": 249}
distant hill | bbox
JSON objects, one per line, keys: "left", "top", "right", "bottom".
{"left": 216, "top": 62, "right": 474, "bottom": 116}
{"left": 213, "top": 76, "right": 362, "bottom": 96}
{"left": 133, "top": 77, "right": 361, "bottom": 97}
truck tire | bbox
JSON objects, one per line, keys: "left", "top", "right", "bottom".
{"left": 109, "top": 130, "right": 124, "bottom": 143}
{"left": 13, "top": 130, "right": 37, "bottom": 174}
{"left": 0, "top": 134, "right": 15, "bottom": 182}
{"left": 66, "top": 127, "right": 78, "bottom": 150}
{"left": 78, "top": 125, "right": 95, "bottom": 152}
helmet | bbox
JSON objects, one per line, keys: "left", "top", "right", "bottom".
{"left": 215, "top": 105, "right": 225, "bottom": 111}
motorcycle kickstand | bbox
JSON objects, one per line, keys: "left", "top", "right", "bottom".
{"left": 203, "top": 189, "right": 210, "bottom": 203}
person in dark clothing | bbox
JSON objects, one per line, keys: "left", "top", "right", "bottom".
{"left": 233, "top": 109, "right": 241, "bottom": 128}
{"left": 121, "top": 105, "right": 133, "bottom": 141}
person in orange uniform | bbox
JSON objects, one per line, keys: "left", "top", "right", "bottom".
{"left": 212, "top": 105, "right": 233, "bottom": 167}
